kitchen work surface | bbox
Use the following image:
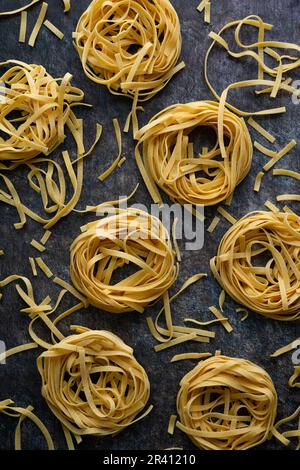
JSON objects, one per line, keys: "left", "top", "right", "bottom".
{"left": 0, "top": 0, "right": 299, "bottom": 451}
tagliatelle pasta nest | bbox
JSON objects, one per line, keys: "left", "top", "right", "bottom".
{"left": 37, "top": 327, "right": 152, "bottom": 441}
{"left": 70, "top": 207, "right": 177, "bottom": 313}
{"left": 211, "top": 211, "right": 300, "bottom": 321}
{"left": 73, "top": 0, "right": 184, "bottom": 102}
{"left": 135, "top": 101, "right": 253, "bottom": 206}
{"left": 176, "top": 355, "right": 277, "bottom": 450}
{"left": 0, "top": 60, "right": 84, "bottom": 164}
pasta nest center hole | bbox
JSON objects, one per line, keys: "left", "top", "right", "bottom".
{"left": 37, "top": 328, "right": 151, "bottom": 437}
{"left": 74, "top": 0, "right": 182, "bottom": 100}
{"left": 70, "top": 208, "right": 177, "bottom": 313}
{"left": 211, "top": 210, "right": 300, "bottom": 320}
{"left": 176, "top": 355, "right": 277, "bottom": 450}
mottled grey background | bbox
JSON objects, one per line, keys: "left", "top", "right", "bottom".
{"left": 0, "top": 0, "right": 299, "bottom": 451}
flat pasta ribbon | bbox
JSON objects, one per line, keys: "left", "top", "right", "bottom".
{"left": 176, "top": 355, "right": 277, "bottom": 450}
{"left": 135, "top": 101, "right": 253, "bottom": 206}
{"left": 37, "top": 327, "right": 152, "bottom": 440}
{"left": 211, "top": 211, "right": 300, "bottom": 320}
{"left": 70, "top": 207, "right": 177, "bottom": 313}
{"left": 73, "top": 0, "right": 184, "bottom": 102}
{"left": 0, "top": 60, "right": 84, "bottom": 164}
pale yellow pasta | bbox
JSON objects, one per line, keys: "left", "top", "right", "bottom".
{"left": 135, "top": 101, "right": 252, "bottom": 206}
{"left": 211, "top": 211, "right": 300, "bottom": 320}
{"left": 73, "top": 0, "right": 184, "bottom": 102}
{"left": 0, "top": 60, "right": 84, "bottom": 163}
{"left": 70, "top": 207, "right": 177, "bottom": 313}
{"left": 176, "top": 355, "right": 277, "bottom": 450}
{"left": 37, "top": 327, "right": 152, "bottom": 439}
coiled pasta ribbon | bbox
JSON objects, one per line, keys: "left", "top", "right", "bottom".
{"left": 0, "top": 60, "right": 84, "bottom": 164}
{"left": 211, "top": 211, "right": 300, "bottom": 321}
{"left": 37, "top": 326, "right": 152, "bottom": 441}
{"left": 135, "top": 101, "right": 253, "bottom": 206}
{"left": 176, "top": 355, "right": 277, "bottom": 450}
{"left": 73, "top": 0, "right": 184, "bottom": 102}
{"left": 70, "top": 207, "right": 177, "bottom": 313}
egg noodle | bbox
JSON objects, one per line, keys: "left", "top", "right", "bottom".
{"left": 70, "top": 207, "right": 177, "bottom": 313}
{"left": 37, "top": 326, "right": 152, "bottom": 446}
{"left": 135, "top": 101, "right": 253, "bottom": 207}
{"left": 211, "top": 211, "right": 300, "bottom": 321}
{"left": 176, "top": 355, "right": 277, "bottom": 450}
{"left": 73, "top": 0, "right": 184, "bottom": 102}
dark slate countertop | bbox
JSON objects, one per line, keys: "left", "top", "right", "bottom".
{"left": 0, "top": 0, "right": 299, "bottom": 451}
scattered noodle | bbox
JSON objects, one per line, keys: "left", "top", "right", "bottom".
{"left": 273, "top": 169, "right": 300, "bottom": 181}
{"left": 31, "top": 240, "right": 46, "bottom": 253}
{"left": 168, "top": 415, "right": 177, "bottom": 435}
{"left": 70, "top": 207, "right": 177, "bottom": 313}
{"left": 272, "top": 406, "right": 300, "bottom": 449}
{"left": 37, "top": 327, "right": 152, "bottom": 439}
{"left": 289, "top": 367, "right": 300, "bottom": 389}
{"left": 43, "top": 20, "right": 64, "bottom": 40}
{"left": 263, "top": 139, "right": 297, "bottom": 172}
{"left": 236, "top": 308, "right": 249, "bottom": 322}
{"left": 219, "top": 290, "right": 225, "bottom": 312}
{"left": 264, "top": 200, "right": 279, "bottom": 212}
{"left": 170, "top": 352, "right": 212, "bottom": 363}
{"left": 40, "top": 231, "right": 52, "bottom": 246}
{"left": 207, "top": 216, "right": 220, "bottom": 233}
{"left": 211, "top": 211, "right": 300, "bottom": 320}
{"left": 73, "top": 0, "right": 184, "bottom": 102}
{"left": 254, "top": 171, "right": 264, "bottom": 192}
{"left": 28, "top": 2, "right": 48, "bottom": 47}
{"left": 29, "top": 257, "right": 37, "bottom": 277}
{"left": 19, "top": 11, "right": 27, "bottom": 43}
{"left": 271, "top": 338, "right": 300, "bottom": 358}
{"left": 35, "top": 257, "right": 53, "bottom": 278}
{"left": 217, "top": 207, "right": 237, "bottom": 225}
{"left": 176, "top": 355, "right": 277, "bottom": 450}
{"left": 63, "top": 0, "right": 70, "bottom": 12}
{"left": 248, "top": 117, "right": 275, "bottom": 143}
{"left": 209, "top": 306, "right": 233, "bottom": 333}
{"left": 98, "top": 118, "right": 123, "bottom": 181}
{"left": 135, "top": 101, "right": 252, "bottom": 206}
{"left": 205, "top": 15, "right": 300, "bottom": 117}
{"left": 0, "top": 399, "right": 54, "bottom": 450}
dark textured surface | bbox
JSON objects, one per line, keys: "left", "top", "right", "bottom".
{"left": 0, "top": 0, "right": 299, "bottom": 451}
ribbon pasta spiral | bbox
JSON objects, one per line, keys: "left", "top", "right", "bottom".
{"left": 176, "top": 355, "right": 277, "bottom": 450}
{"left": 0, "top": 60, "right": 84, "bottom": 164}
{"left": 70, "top": 207, "right": 177, "bottom": 313}
{"left": 73, "top": 0, "right": 184, "bottom": 102}
{"left": 211, "top": 211, "right": 300, "bottom": 321}
{"left": 135, "top": 101, "right": 253, "bottom": 206}
{"left": 37, "top": 327, "right": 151, "bottom": 439}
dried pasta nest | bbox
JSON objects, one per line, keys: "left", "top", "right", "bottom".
{"left": 211, "top": 211, "right": 300, "bottom": 320}
{"left": 135, "top": 101, "right": 253, "bottom": 206}
{"left": 37, "top": 327, "right": 151, "bottom": 438}
{"left": 70, "top": 208, "right": 177, "bottom": 313}
{"left": 176, "top": 355, "right": 277, "bottom": 450}
{"left": 0, "top": 60, "right": 84, "bottom": 164}
{"left": 73, "top": 0, "right": 183, "bottom": 101}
